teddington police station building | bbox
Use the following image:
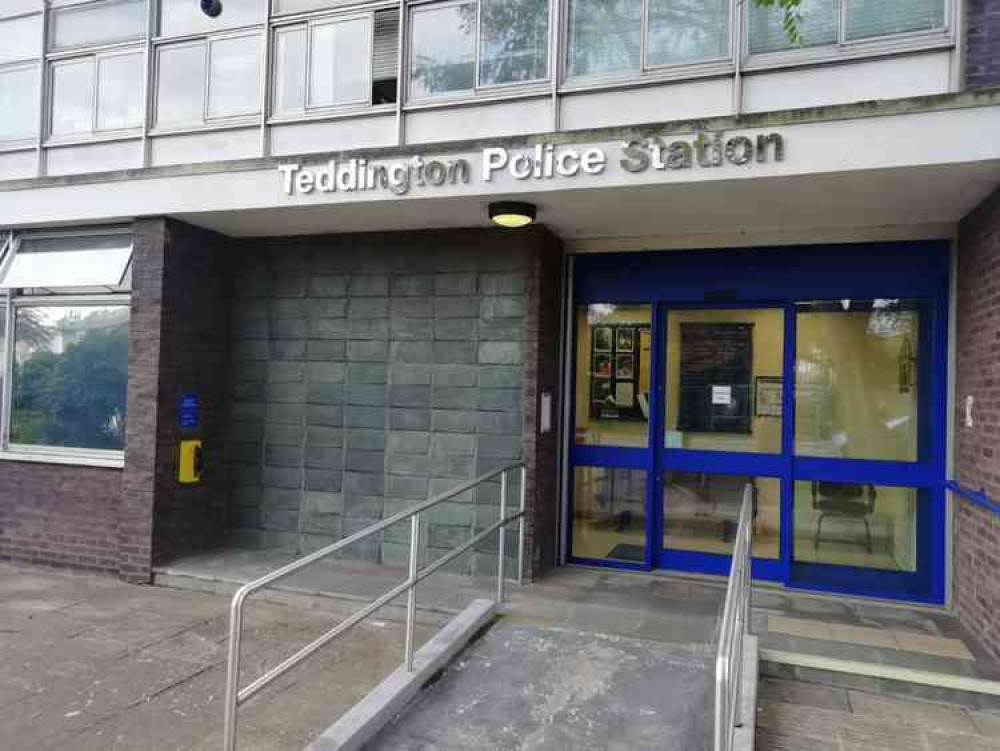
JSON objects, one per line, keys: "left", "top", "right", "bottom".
{"left": 3, "top": 0, "right": 1000, "bottom": 656}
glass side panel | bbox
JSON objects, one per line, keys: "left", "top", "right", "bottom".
{"left": 795, "top": 299, "right": 924, "bottom": 462}
{"left": 309, "top": 18, "right": 371, "bottom": 107}
{"left": 156, "top": 43, "right": 206, "bottom": 126}
{"left": 663, "top": 472, "right": 780, "bottom": 559}
{"left": 274, "top": 26, "right": 308, "bottom": 114}
{"left": 97, "top": 53, "right": 145, "bottom": 131}
{"left": 50, "top": 0, "right": 146, "bottom": 51}
{"left": 51, "top": 59, "right": 95, "bottom": 136}
{"left": 664, "top": 308, "right": 784, "bottom": 454}
{"left": 575, "top": 304, "right": 652, "bottom": 449}
{"left": 479, "top": 0, "right": 549, "bottom": 86}
{"left": 566, "top": 0, "right": 641, "bottom": 78}
{"left": 646, "top": 0, "right": 728, "bottom": 66}
{"left": 748, "top": 0, "right": 838, "bottom": 53}
{"left": 408, "top": 3, "right": 476, "bottom": 98}
{"left": 208, "top": 35, "right": 261, "bottom": 118}
{"left": 845, "top": 0, "right": 944, "bottom": 41}
{"left": 0, "top": 66, "right": 40, "bottom": 142}
{"left": 793, "top": 481, "right": 918, "bottom": 572}
{"left": 11, "top": 305, "right": 129, "bottom": 451}
{"left": 0, "top": 13, "right": 42, "bottom": 64}
{"left": 573, "top": 466, "right": 647, "bottom": 563}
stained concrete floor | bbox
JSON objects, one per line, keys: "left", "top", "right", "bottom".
{"left": 369, "top": 623, "right": 714, "bottom": 751}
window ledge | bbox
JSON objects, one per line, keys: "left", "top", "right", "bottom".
{"left": 0, "top": 449, "right": 124, "bottom": 469}
{"left": 742, "top": 32, "right": 954, "bottom": 74}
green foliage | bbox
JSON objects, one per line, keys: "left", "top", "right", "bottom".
{"left": 750, "top": 0, "right": 804, "bottom": 44}
{"left": 11, "top": 324, "right": 128, "bottom": 451}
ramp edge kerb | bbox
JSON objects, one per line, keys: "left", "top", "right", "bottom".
{"left": 304, "top": 598, "right": 498, "bottom": 751}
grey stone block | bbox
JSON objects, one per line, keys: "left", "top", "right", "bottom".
{"left": 307, "top": 298, "right": 348, "bottom": 318}
{"left": 274, "top": 276, "right": 307, "bottom": 298}
{"left": 428, "top": 479, "right": 474, "bottom": 502}
{"left": 431, "top": 455, "right": 476, "bottom": 478}
{"left": 308, "top": 405, "right": 344, "bottom": 427}
{"left": 390, "top": 385, "right": 431, "bottom": 408}
{"left": 390, "top": 408, "right": 430, "bottom": 431}
{"left": 304, "top": 491, "right": 344, "bottom": 515}
{"left": 267, "top": 401, "right": 306, "bottom": 425}
{"left": 230, "top": 509, "right": 261, "bottom": 528}
{"left": 232, "top": 486, "right": 262, "bottom": 509}
{"left": 309, "top": 276, "right": 348, "bottom": 297}
{"left": 307, "top": 362, "right": 346, "bottom": 383}
{"left": 344, "top": 471, "right": 385, "bottom": 496}
{"left": 476, "top": 456, "right": 515, "bottom": 476}
{"left": 434, "top": 341, "right": 477, "bottom": 364}
{"left": 300, "top": 532, "right": 340, "bottom": 554}
{"left": 307, "top": 426, "right": 344, "bottom": 447}
{"left": 271, "top": 299, "right": 307, "bottom": 318}
{"left": 266, "top": 423, "right": 302, "bottom": 446}
{"left": 478, "top": 341, "right": 522, "bottom": 365}
{"left": 478, "top": 434, "right": 522, "bottom": 459}
{"left": 435, "top": 319, "right": 478, "bottom": 341}
{"left": 308, "top": 382, "right": 345, "bottom": 406}
{"left": 434, "top": 366, "right": 477, "bottom": 387}
{"left": 231, "top": 359, "right": 266, "bottom": 383}
{"left": 428, "top": 525, "right": 471, "bottom": 549}
{"left": 346, "top": 383, "right": 387, "bottom": 406}
{"left": 389, "top": 453, "right": 430, "bottom": 475}
{"left": 306, "top": 469, "right": 343, "bottom": 493}
{"left": 350, "top": 275, "right": 389, "bottom": 297}
{"left": 479, "top": 272, "right": 526, "bottom": 295}
{"left": 308, "top": 318, "right": 348, "bottom": 338}
{"left": 231, "top": 464, "right": 261, "bottom": 486}
{"left": 272, "top": 318, "right": 307, "bottom": 339}
{"left": 347, "top": 428, "right": 387, "bottom": 451}
{"left": 479, "top": 366, "right": 521, "bottom": 389}
{"left": 346, "top": 450, "right": 386, "bottom": 473}
{"left": 348, "top": 340, "right": 389, "bottom": 362}
{"left": 426, "top": 502, "right": 474, "bottom": 527}
{"left": 390, "top": 364, "right": 432, "bottom": 385}
{"left": 263, "top": 466, "right": 302, "bottom": 490}
{"left": 432, "top": 387, "right": 476, "bottom": 410}
{"left": 270, "top": 340, "right": 306, "bottom": 360}
{"left": 479, "top": 388, "right": 521, "bottom": 411}
{"left": 391, "top": 297, "right": 433, "bottom": 318}
{"left": 233, "top": 318, "right": 268, "bottom": 339}
{"left": 305, "top": 446, "right": 344, "bottom": 470}
{"left": 262, "top": 488, "right": 303, "bottom": 511}
{"left": 266, "top": 444, "right": 304, "bottom": 468}
{"left": 479, "top": 319, "right": 523, "bottom": 341}
{"left": 391, "top": 275, "right": 433, "bottom": 296}
{"left": 345, "top": 405, "right": 386, "bottom": 428}
{"left": 232, "top": 381, "right": 265, "bottom": 402}
{"left": 432, "top": 433, "right": 475, "bottom": 457}
{"left": 391, "top": 341, "right": 434, "bottom": 364}
{"left": 435, "top": 273, "right": 477, "bottom": 296}
{"left": 343, "top": 495, "right": 385, "bottom": 522}
{"left": 307, "top": 339, "right": 347, "bottom": 361}
{"left": 435, "top": 297, "right": 479, "bottom": 318}
{"left": 266, "top": 381, "right": 307, "bottom": 404}
{"left": 388, "top": 431, "right": 430, "bottom": 453}
{"left": 347, "top": 363, "right": 388, "bottom": 384}
{"left": 269, "top": 361, "right": 305, "bottom": 383}
{"left": 301, "top": 511, "right": 341, "bottom": 536}
{"left": 481, "top": 296, "right": 525, "bottom": 319}
{"left": 388, "top": 474, "right": 429, "bottom": 500}
{"left": 233, "top": 340, "right": 270, "bottom": 361}
{"left": 476, "top": 411, "right": 522, "bottom": 434}
{"left": 432, "top": 410, "right": 476, "bottom": 433}
{"left": 350, "top": 312, "right": 391, "bottom": 336}
{"left": 263, "top": 508, "right": 299, "bottom": 533}
{"left": 390, "top": 318, "right": 433, "bottom": 341}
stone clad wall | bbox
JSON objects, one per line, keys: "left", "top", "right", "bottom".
{"left": 224, "top": 228, "right": 562, "bottom": 577}
{"left": 966, "top": 0, "right": 1000, "bottom": 89}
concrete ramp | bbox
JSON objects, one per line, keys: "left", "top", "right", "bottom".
{"left": 368, "top": 622, "right": 714, "bottom": 751}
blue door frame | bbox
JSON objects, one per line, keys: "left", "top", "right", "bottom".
{"left": 568, "top": 242, "right": 949, "bottom": 604}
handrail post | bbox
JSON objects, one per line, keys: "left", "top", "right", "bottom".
{"left": 517, "top": 464, "right": 527, "bottom": 586}
{"left": 222, "top": 595, "right": 245, "bottom": 751}
{"left": 404, "top": 513, "right": 420, "bottom": 672}
{"left": 497, "top": 470, "right": 507, "bottom": 604}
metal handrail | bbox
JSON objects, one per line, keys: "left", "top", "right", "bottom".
{"left": 222, "top": 462, "right": 528, "bottom": 751}
{"left": 946, "top": 479, "right": 1000, "bottom": 517}
{"left": 714, "top": 483, "right": 754, "bottom": 751}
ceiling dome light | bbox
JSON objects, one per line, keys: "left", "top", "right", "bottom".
{"left": 489, "top": 201, "right": 536, "bottom": 228}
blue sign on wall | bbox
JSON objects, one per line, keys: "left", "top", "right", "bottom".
{"left": 179, "top": 394, "right": 199, "bottom": 429}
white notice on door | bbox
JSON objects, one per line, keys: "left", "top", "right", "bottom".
{"left": 711, "top": 385, "right": 732, "bottom": 406}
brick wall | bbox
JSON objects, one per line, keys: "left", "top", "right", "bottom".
{"left": 966, "top": 0, "right": 1000, "bottom": 89}
{"left": 954, "top": 186, "right": 1000, "bottom": 658}
{"left": 224, "top": 227, "right": 563, "bottom": 579}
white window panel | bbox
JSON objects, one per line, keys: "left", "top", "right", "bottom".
{"left": 51, "top": 59, "right": 96, "bottom": 136}
{"left": 97, "top": 53, "right": 145, "bottom": 130}
{"left": 156, "top": 43, "right": 207, "bottom": 127}
{"left": 160, "top": 0, "right": 265, "bottom": 38}
{"left": 566, "top": 0, "right": 641, "bottom": 79}
{"left": 1, "top": 247, "right": 132, "bottom": 290}
{"left": 50, "top": 0, "right": 147, "bottom": 51}
{"left": 208, "top": 35, "right": 261, "bottom": 118}
{"left": 274, "top": 26, "right": 307, "bottom": 114}
{"left": 748, "top": 0, "right": 838, "bottom": 54}
{"left": 0, "top": 14, "right": 42, "bottom": 64}
{"left": 646, "top": 0, "right": 728, "bottom": 66}
{"left": 309, "top": 18, "right": 370, "bottom": 108}
{"left": 274, "top": 0, "right": 357, "bottom": 14}
{"left": 409, "top": 3, "right": 477, "bottom": 99}
{"left": 0, "top": 66, "right": 40, "bottom": 141}
{"left": 479, "top": 0, "right": 549, "bottom": 86}
{"left": 845, "top": 0, "right": 945, "bottom": 40}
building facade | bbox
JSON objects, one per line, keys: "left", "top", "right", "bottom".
{"left": 1, "top": 0, "right": 1000, "bottom": 655}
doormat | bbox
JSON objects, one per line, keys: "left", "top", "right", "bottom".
{"left": 607, "top": 543, "right": 645, "bottom": 562}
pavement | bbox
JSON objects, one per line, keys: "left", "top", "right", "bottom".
{"left": 0, "top": 562, "right": 432, "bottom": 751}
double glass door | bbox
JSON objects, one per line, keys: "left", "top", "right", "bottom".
{"left": 570, "top": 296, "right": 940, "bottom": 602}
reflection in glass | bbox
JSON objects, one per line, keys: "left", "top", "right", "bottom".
{"left": 845, "top": 0, "right": 944, "bottom": 41}
{"left": 663, "top": 472, "right": 779, "bottom": 559}
{"left": 0, "top": 14, "right": 42, "bottom": 64}
{"left": 793, "top": 481, "right": 918, "bottom": 572}
{"left": 575, "top": 304, "right": 652, "bottom": 448}
{"left": 479, "top": 0, "right": 549, "bottom": 86}
{"left": 795, "top": 299, "right": 924, "bottom": 462}
{"left": 0, "top": 67, "right": 40, "bottom": 142}
{"left": 573, "top": 467, "right": 647, "bottom": 562}
{"left": 97, "top": 53, "right": 144, "bottom": 131}
{"left": 51, "top": 60, "right": 95, "bottom": 136}
{"left": 665, "top": 308, "right": 783, "bottom": 454}
{"left": 748, "top": 0, "right": 837, "bottom": 53}
{"left": 208, "top": 36, "right": 261, "bottom": 118}
{"left": 409, "top": 4, "right": 476, "bottom": 98}
{"left": 274, "top": 27, "right": 308, "bottom": 114}
{"left": 310, "top": 19, "right": 371, "bottom": 107}
{"left": 50, "top": 0, "right": 146, "bottom": 51}
{"left": 646, "top": 0, "right": 728, "bottom": 66}
{"left": 11, "top": 305, "right": 129, "bottom": 451}
{"left": 566, "top": 0, "right": 641, "bottom": 78}
{"left": 156, "top": 44, "right": 206, "bottom": 126}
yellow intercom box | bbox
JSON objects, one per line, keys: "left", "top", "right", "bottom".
{"left": 178, "top": 439, "right": 203, "bottom": 484}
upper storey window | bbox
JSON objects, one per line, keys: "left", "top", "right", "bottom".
{"left": 566, "top": 0, "right": 728, "bottom": 81}
{"left": 49, "top": 0, "right": 147, "bottom": 51}
{"left": 407, "top": 0, "right": 549, "bottom": 101}
{"left": 0, "top": 9, "right": 42, "bottom": 145}
{"left": 159, "top": 0, "right": 265, "bottom": 36}
{"left": 749, "top": 0, "right": 946, "bottom": 55}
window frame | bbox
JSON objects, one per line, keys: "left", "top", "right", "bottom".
{"left": 0, "top": 59, "right": 43, "bottom": 149}
{"left": 47, "top": 0, "right": 148, "bottom": 55}
{"left": 405, "top": 0, "right": 553, "bottom": 106}
{"left": 0, "top": 229, "right": 133, "bottom": 469}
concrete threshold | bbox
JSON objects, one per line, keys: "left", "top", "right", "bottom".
{"left": 733, "top": 635, "right": 759, "bottom": 751}
{"left": 304, "top": 598, "right": 497, "bottom": 751}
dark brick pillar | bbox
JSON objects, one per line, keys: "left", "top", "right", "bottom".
{"left": 954, "top": 187, "right": 1000, "bottom": 658}
{"left": 966, "top": 0, "right": 1000, "bottom": 89}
